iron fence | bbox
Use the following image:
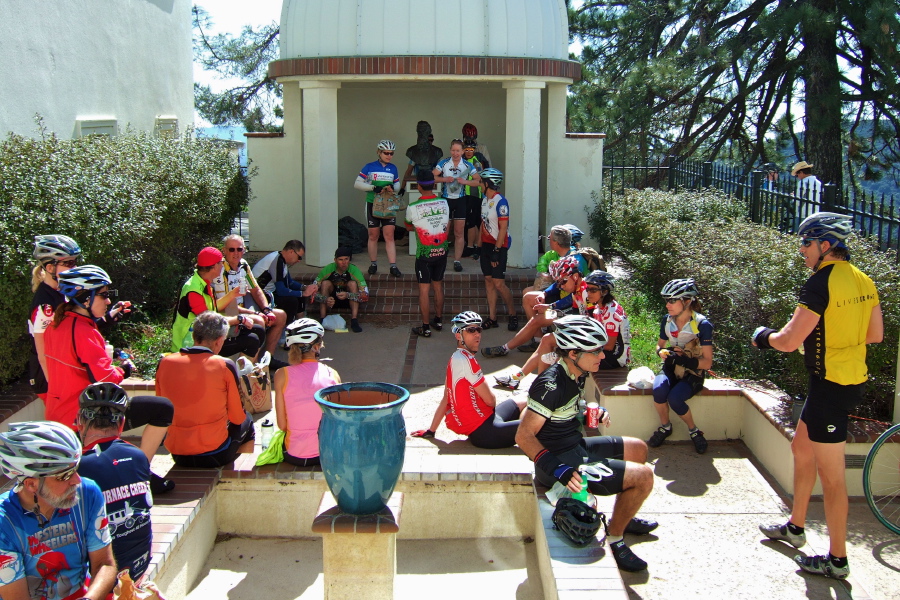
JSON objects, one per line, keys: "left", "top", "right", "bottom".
{"left": 603, "top": 156, "right": 900, "bottom": 255}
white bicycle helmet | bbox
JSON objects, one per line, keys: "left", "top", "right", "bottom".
{"left": 661, "top": 278, "right": 699, "bottom": 299}
{"left": 377, "top": 139, "right": 396, "bottom": 152}
{"left": 798, "top": 212, "right": 853, "bottom": 242}
{"left": 33, "top": 234, "right": 81, "bottom": 265}
{"left": 0, "top": 421, "right": 82, "bottom": 487}
{"left": 553, "top": 315, "right": 609, "bottom": 351}
{"left": 57, "top": 265, "right": 112, "bottom": 300}
{"left": 451, "top": 311, "right": 482, "bottom": 333}
{"left": 480, "top": 168, "right": 503, "bottom": 189}
{"left": 285, "top": 318, "right": 325, "bottom": 347}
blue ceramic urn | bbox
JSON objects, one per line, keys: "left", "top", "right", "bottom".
{"left": 314, "top": 382, "right": 409, "bottom": 514}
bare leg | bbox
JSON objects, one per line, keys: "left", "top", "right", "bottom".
{"left": 523, "top": 290, "right": 544, "bottom": 320}
{"left": 605, "top": 462, "right": 654, "bottom": 536}
{"left": 679, "top": 408, "right": 697, "bottom": 430}
{"left": 622, "top": 437, "right": 649, "bottom": 463}
{"left": 492, "top": 279, "right": 516, "bottom": 318}
{"left": 140, "top": 425, "right": 168, "bottom": 463}
{"left": 418, "top": 283, "right": 431, "bottom": 323}
{"left": 318, "top": 280, "right": 334, "bottom": 319}
{"left": 262, "top": 308, "right": 287, "bottom": 355}
{"left": 347, "top": 281, "right": 359, "bottom": 319}
{"left": 503, "top": 314, "right": 553, "bottom": 350}
{"left": 453, "top": 220, "right": 466, "bottom": 261}
{"left": 367, "top": 226, "right": 381, "bottom": 263}
{"left": 811, "top": 440, "right": 849, "bottom": 556}
{"left": 432, "top": 281, "right": 444, "bottom": 320}
{"left": 789, "top": 421, "right": 817, "bottom": 527}
{"left": 484, "top": 276, "right": 498, "bottom": 320}
{"left": 654, "top": 401, "right": 671, "bottom": 426}
{"left": 383, "top": 224, "right": 397, "bottom": 264}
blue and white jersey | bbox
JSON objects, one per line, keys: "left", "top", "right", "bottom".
{"left": 435, "top": 157, "right": 477, "bottom": 200}
{"left": 79, "top": 439, "right": 153, "bottom": 580}
{"left": 0, "top": 479, "right": 111, "bottom": 600}
{"left": 359, "top": 160, "right": 400, "bottom": 203}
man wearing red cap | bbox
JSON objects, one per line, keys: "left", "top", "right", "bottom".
{"left": 171, "top": 247, "right": 262, "bottom": 355}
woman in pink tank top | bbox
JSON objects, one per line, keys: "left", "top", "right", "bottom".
{"left": 273, "top": 319, "right": 341, "bottom": 466}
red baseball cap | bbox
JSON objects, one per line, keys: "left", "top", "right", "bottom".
{"left": 197, "top": 246, "right": 223, "bottom": 267}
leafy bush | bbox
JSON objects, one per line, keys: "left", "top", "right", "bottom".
{"left": 590, "top": 188, "right": 899, "bottom": 421}
{"left": 0, "top": 121, "right": 248, "bottom": 384}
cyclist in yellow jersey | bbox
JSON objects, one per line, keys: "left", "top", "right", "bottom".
{"left": 753, "top": 212, "right": 883, "bottom": 580}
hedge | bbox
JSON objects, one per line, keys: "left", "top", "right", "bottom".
{"left": 589, "top": 188, "right": 899, "bottom": 422}
{"left": 0, "top": 123, "right": 248, "bottom": 384}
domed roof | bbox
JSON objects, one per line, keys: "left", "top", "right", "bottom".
{"left": 280, "top": 0, "right": 569, "bottom": 61}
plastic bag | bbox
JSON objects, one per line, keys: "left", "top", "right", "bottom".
{"left": 626, "top": 366, "right": 655, "bottom": 389}
{"left": 322, "top": 314, "right": 346, "bottom": 331}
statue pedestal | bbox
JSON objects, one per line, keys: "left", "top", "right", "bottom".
{"left": 311, "top": 492, "right": 404, "bottom": 600}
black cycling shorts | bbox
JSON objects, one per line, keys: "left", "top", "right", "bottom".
{"left": 480, "top": 244, "right": 508, "bottom": 280}
{"left": 464, "top": 195, "right": 482, "bottom": 230}
{"left": 535, "top": 436, "right": 626, "bottom": 496}
{"left": 366, "top": 202, "right": 397, "bottom": 228}
{"left": 415, "top": 256, "right": 447, "bottom": 284}
{"left": 800, "top": 375, "right": 865, "bottom": 443}
{"left": 446, "top": 197, "right": 467, "bottom": 220}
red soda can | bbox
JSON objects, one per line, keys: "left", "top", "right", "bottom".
{"left": 586, "top": 402, "right": 600, "bottom": 429}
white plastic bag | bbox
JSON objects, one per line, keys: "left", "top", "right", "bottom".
{"left": 322, "top": 314, "right": 346, "bottom": 331}
{"left": 626, "top": 366, "right": 655, "bottom": 389}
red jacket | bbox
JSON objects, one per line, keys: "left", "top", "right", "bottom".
{"left": 44, "top": 312, "right": 123, "bottom": 428}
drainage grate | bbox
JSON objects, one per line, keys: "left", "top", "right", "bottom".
{"left": 845, "top": 455, "right": 865, "bottom": 469}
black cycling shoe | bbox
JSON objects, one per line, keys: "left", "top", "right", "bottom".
{"left": 390, "top": 266, "right": 402, "bottom": 277}
{"left": 691, "top": 429, "right": 708, "bottom": 454}
{"left": 647, "top": 425, "right": 672, "bottom": 448}
{"left": 624, "top": 517, "right": 659, "bottom": 535}
{"left": 368, "top": 263, "right": 377, "bottom": 275}
{"left": 150, "top": 472, "right": 175, "bottom": 495}
{"left": 412, "top": 326, "right": 431, "bottom": 338}
{"left": 507, "top": 315, "right": 519, "bottom": 331}
{"left": 610, "top": 539, "right": 647, "bottom": 572}
{"left": 430, "top": 317, "right": 443, "bottom": 332}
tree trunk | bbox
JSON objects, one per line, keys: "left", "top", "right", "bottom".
{"left": 801, "top": 0, "right": 843, "bottom": 191}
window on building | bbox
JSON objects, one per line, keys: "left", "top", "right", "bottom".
{"left": 77, "top": 119, "right": 118, "bottom": 137}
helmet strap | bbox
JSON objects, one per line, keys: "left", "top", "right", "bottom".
{"left": 812, "top": 240, "right": 833, "bottom": 273}
{"left": 32, "top": 492, "right": 49, "bottom": 528}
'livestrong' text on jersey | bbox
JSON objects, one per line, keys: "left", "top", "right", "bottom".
{"left": 797, "top": 260, "right": 879, "bottom": 385}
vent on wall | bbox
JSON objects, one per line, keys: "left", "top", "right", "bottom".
{"left": 77, "top": 119, "right": 118, "bottom": 137}
{"left": 155, "top": 117, "right": 178, "bottom": 139}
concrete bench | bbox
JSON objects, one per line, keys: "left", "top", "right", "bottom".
{"left": 532, "top": 481, "right": 628, "bottom": 600}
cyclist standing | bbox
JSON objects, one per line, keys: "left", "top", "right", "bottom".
{"left": 756, "top": 212, "right": 882, "bottom": 579}
{"left": 356, "top": 140, "right": 402, "bottom": 277}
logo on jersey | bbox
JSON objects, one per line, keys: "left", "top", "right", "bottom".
{"left": 827, "top": 425, "right": 836, "bottom": 433}
{"left": 42, "top": 305, "right": 54, "bottom": 317}
{"left": 499, "top": 205, "right": 509, "bottom": 217}
{"left": 0, "top": 552, "right": 21, "bottom": 584}
{"left": 111, "top": 458, "right": 132, "bottom": 466}
{"left": 94, "top": 513, "right": 111, "bottom": 544}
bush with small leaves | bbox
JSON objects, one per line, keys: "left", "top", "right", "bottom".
{"left": 0, "top": 120, "right": 248, "bottom": 384}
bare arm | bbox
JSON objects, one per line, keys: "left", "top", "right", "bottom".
{"left": 274, "top": 367, "right": 288, "bottom": 430}
{"left": 84, "top": 544, "right": 117, "bottom": 600}
{"left": 515, "top": 409, "right": 582, "bottom": 493}
{"left": 34, "top": 332, "right": 49, "bottom": 380}
{"left": 765, "top": 306, "right": 819, "bottom": 352}
{"left": 426, "top": 387, "right": 450, "bottom": 433}
{"left": 0, "top": 578, "right": 32, "bottom": 600}
{"left": 473, "top": 380, "right": 496, "bottom": 408}
{"left": 215, "top": 287, "right": 241, "bottom": 311}
{"left": 867, "top": 304, "right": 884, "bottom": 344}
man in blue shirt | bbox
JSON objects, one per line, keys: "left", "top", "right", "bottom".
{"left": 0, "top": 421, "right": 116, "bottom": 600}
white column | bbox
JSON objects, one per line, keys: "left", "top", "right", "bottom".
{"left": 503, "top": 81, "right": 544, "bottom": 268}
{"left": 299, "top": 80, "right": 341, "bottom": 267}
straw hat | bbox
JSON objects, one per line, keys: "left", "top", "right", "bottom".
{"left": 791, "top": 161, "right": 814, "bottom": 176}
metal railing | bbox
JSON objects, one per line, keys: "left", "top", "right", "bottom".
{"left": 603, "top": 156, "right": 900, "bottom": 255}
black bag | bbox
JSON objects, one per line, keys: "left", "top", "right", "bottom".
{"left": 338, "top": 216, "right": 368, "bottom": 254}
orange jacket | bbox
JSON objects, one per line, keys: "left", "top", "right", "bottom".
{"left": 155, "top": 348, "right": 246, "bottom": 455}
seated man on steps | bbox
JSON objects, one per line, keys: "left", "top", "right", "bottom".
{"left": 515, "top": 316, "right": 657, "bottom": 572}
{"left": 156, "top": 311, "right": 255, "bottom": 468}
{"left": 482, "top": 255, "right": 588, "bottom": 358}
{"left": 314, "top": 247, "right": 369, "bottom": 333}
{"left": 251, "top": 240, "right": 318, "bottom": 325}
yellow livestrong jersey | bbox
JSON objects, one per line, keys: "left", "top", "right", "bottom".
{"left": 797, "top": 260, "right": 879, "bottom": 385}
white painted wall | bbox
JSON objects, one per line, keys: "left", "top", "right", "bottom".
{"left": 0, "top": 0, "right": 193, "bottom": 138}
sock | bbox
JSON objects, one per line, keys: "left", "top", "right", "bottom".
{"left": 422, "top": 323, "right": 430, "bottom": 331}
{"left": 608, "top": 535, "right": 624, "bottom": 545}
{"left": 371, "top": 261, "right": 377, "bottom": 265}
{"left": 787, "top": 522, "right": 804, "bottom": 535}
{"left": 689, "top": 427, "right": 699, "bottom": 434}
{"left": 828, "top": 555, "right": 848, "bottom": 568}
{"left": 661, "top": 423, "right": 672, "bottom": 431}
{"left": 501, "top": 344, "right": 509, "bottom": 352}
{"left": 532, "top": 337, "right": 540, "bottom": 343}
{"left": 390, "top": 263, "right": 397, "bottom": 268}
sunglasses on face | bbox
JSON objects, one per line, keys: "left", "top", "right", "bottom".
{"left": 53, "top": 465, "right": 78, "bottom": 482}
{"left": 381, "top": 151, "right": 394, "bottom": 156}
{"left": 227, "top": 247, "right": 245, "bottom": 253}
{"left": 665, "top": 298, "right": 682, "bottom": 304}
{"left": 800, "top": 239, "right": 815, "bottom": 247}
{"left": 586, "top": 286, "right": 602, "bottom": 293}
{"left": 293, "top": 250, "right": 304, "bottom": 261}
{"left": 463, "top": 327, "right": 483, "bottom": 334}
{"left": 96, "top": 290, "right": 117, "bottom": 300}
{"left": 581, "top": 349, "right": 604, "bottom": 357}
{"left": 54, "top": 259, "right": 78, "bottom": 268}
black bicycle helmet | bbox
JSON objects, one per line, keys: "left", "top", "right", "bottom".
{"left": 79, "top": 382, "right": 130, "bottom": 413}
{"left": 552, "top": 498, "right": 603, "bottom": 546}
{"left": 33, "top": 234, "right": 81, "bottom": 265}
{"left": 584, "top": 270, "right": 615, "bottom": 290}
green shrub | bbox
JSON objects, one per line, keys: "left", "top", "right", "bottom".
{"left": 0, "top": 122, "right": 248, "bottom": 384}
{"left": 590, "top": 188, "right": 899, "bottom": 421}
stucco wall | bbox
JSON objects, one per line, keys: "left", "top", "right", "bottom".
{"left": 0, "top": 0, "right": 193, "bottom": 138}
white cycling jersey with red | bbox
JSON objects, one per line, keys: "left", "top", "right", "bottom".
{"left": 444, "top": 349, "right": 491, "bottom": 435}
{"left": 592, "top": 300, "right": 632, "bottom": 367}
{"left": 480, "top": 194, "right": 511, "bottom": 248}
{"left": 405, "top": 195, "right": 450, "bottom": 259}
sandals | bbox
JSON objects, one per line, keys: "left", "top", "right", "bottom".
{"left": 482, "top": 318, "right": 499, "bottom": 330}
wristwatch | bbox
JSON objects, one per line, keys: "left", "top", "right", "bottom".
{"left": 237, "top": 315, "right": 244, "bottom": 325}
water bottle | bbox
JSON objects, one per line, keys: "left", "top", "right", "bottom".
{"left": 104, "top": 343, "right": 114, "bottom": 360}
{"left": 260, "top": 419, "right": 274, "bottom": 450}
{"left": 572, "top": 466, "right": 589, "bottom": 502}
